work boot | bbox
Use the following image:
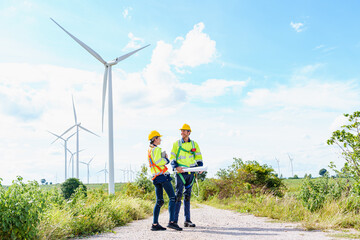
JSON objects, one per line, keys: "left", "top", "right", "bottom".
{"left": 167, "top": 222, "right": 183, "bottom": 231}
{"left": 184, "top": 221, "right": 196, "bottom": 227}
{"left": 151, "top": 223, "right": 166, "bottom": 231}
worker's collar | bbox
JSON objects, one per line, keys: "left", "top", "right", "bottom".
{"left": 181, "top": 137, "right": 191, "bottom": 143}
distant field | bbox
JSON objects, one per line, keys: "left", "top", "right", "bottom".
{"left": 282, "top": 178, "right": 303, "bottom": 194}
{"left": 37, "top": 182, "right": 127, "bottom": 192}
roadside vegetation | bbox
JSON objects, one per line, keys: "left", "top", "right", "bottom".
{"left": 0, "top": 175, "right": 154, "bottom": 239}
{"left": 196, "top": 111, "right": 360, "bottom": 233}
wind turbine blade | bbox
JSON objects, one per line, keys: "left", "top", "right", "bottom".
{"left": 97, "top": 169, "right": 105, "bottom": 174}
{"left": 72, "top": 95, "right": 77, "bottom": 124}
{"left": 50, "top": 18, "right": 107, "bottom": 65}
{"left": 114, "top": 44, "right": 150, "bottom": 64}
{"left": 66, "top": 148, "right": 73, "bottom": 155}
{"left": 66, "top": 131, "right": 77, "bottom": 141}
{"left": 79, "top": 125, "right": 100, "bottom": 137}
{"left": 48, "top": 131, "right": 65, "bottom": 144}
{"left": 59, "top": 125, "right": 77, "bottom": 139}
{"left": 80, "top": 161, "right": 87, "bottom": 165}
{"left": 102, "top": 66, "right": 108, "bottom": 132}
{"left": 89, "top": 156, "right": 95, "bottom": 164}
{"left": 75, "top": 149, "right": 85, "bottom": 154}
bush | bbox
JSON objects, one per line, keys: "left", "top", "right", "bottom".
{"left": 0, "top": 177, "right": 47, "bottom": 239}
{"left": 205, "top": 158, "right": 285, "bottom": 199}
{"left": 135, "top": 164, "right": 154, "bottom": 194}
{"left": 61, "top": 178, "right": 87, "bottom": 200}
{"left": 299, "top": 176, "right": 347, "bottom": 212}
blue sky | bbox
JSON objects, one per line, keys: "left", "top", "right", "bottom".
{"left": 0, "top": 0, "right": 359, "bottom": 185}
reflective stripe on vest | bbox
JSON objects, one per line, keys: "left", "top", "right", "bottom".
{"left": 148, "top": 148, "right": 168, "bottom": 180}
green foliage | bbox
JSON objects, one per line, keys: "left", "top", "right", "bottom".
{"left": 203, "top": 158, "right": 285, "bottom": 199}
{"left": 327, "top": 111, "right": 360, "bottom": 180}
{"left": 135, "top": 164, "right": 154, "bottom": 194}
{"left": 0, "top": 177, "right": 48, "bottom": 239}
{"left": 299, "top": 176, "right": 347, "bottom": 212}
{"left": 319, "top": 168, "right": 327, "bottom": 176}
{"left": 0, "top": 176, "right": 154, "bottom": 239}
{"left": 61, "top": 178, "right": 87, "bottom": 200}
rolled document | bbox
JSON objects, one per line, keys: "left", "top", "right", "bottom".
{"left": 175, "top": 166, "right": 208, "bottom": 173}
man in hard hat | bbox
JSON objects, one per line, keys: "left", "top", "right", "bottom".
{"left": 170, "top": 123, "right": 203, "bottom": 227}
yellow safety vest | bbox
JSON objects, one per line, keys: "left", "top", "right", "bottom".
{"left": 170, "top": 139, "right": 202, "bottom": 168}
{"left": 148, "top": 146, "right": 168, "bottom": 180}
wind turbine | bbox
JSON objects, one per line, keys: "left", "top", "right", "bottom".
{"left": 80, "top": 156, "right": 95, "bottom": 184}
{"left": 288, "top": 154, "right": 294, "bottom": 177}
{"left": 51, "top": 18, "right": 150, "bottom": 194}
{"left": 49, "top": 131, "right": 76, "bottom": 181}
{"left": 67, "top": 148, "right": 85, "bottom": 178}
{"left": 275, "top": 157, "right": 280, "bottom": 177}
{"left": 54, "top": 96, "right": 99, "bottom": 179}
{"left": 98, "top": 163, "right": 109, "bottom": 183}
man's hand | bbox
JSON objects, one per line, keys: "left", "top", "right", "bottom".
{"left": 199, "top": 171, "right": 203, "bottom": 174}
{"left": 176, "top": 167, "right": 185, "bottom": 173}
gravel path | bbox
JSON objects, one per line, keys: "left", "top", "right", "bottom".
{"left": 78, "top": 204, "right": 340, "bottom": 240}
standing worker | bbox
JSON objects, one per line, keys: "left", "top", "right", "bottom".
{"left": 148, "top": 130, "right": 182, "bottom": 231}
{"left": 170, "top": 124, "right": 203, "bottom": 227}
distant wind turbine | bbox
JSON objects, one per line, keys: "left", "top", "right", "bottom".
{"left": 54, "top": 96, "right": 99, "bottom": 179}
{"left": 66, "top": 148, "right": 85, "bottom": 178}
{"left": 275, "top": 157, "right": 280, "bottom": 176}
{"left": 98, "top": 163, "right": 109, "bottom": 183}
{"left": 288, "top": 154, "right": 294, "bottom": 177}
{"left": 51, "top": 18, "right": 150, "bottom": 194}
{"left": 49, "top": 130, "right": 76, "bottom": 181}
{"left": 80, "top": 156, "right": 95, "bottom": 184}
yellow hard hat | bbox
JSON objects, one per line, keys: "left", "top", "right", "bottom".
{"left": 148, "top": 130, "right": 162, "bottom": 141}
{"left": 180, "top": 123, "right": 191, "bottom": 131}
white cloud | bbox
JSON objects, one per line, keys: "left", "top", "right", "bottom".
{"left": 290, "top": 21, "right": 305, "bottom": 32}
{"left": 122, "top": 7, "right": 132, "bottom": 19}
{"left": 123, "top": 32, "right": 145, "bottom": 50}
{"left": 179, "top": 79, "right": 246, "bottom": 101}
{"left": 244, "top": 81, "right": 359, "bottom": 111}
{"left": 171, "top": 22, "right": 217, "bottom": 68}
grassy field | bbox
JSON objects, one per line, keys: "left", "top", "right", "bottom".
{"left": 202, "top": 176, "right": 360, "bottom": 238}
{"left": 39, "top": 182, "right": 127, "bottom": 192}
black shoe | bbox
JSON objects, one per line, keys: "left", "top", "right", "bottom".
{"left": 184, "top": 221, "right": 196, "bottom": 227}
{"left": 151, "top": 224, "right": 166, "bottom": 231}
{"left": 167, "top": 222, "right": 183, "bottom": 231}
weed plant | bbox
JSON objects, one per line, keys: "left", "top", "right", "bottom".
{"left": 0, "top": 177, "right": 153, "bottom": 240}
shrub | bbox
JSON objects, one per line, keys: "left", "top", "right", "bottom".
{"left": 299, "top": 176, "right": 347, "bottom": 212}
{"left": 0, "top": 177, "right": 47, "bottom": 239}
{"left": 135, "top": 164, "right": 154, "bottom": 194}
{"left": 212, "top": 158, "right": 285, "bottom": 199}
{"left": 61, "top": 178, "right": 87, "bottom": 200}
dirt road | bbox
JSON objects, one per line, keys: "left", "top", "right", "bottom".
{"left": 78, "top": 204, "right": 340, "bottom": 240}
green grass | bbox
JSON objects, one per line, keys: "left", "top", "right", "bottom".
{"left": 201, "top": 178, "right": 360, "bottom": 232}
{"left": 282, "top": 178, "right": 303, "bottom": 194}
{"left": 38, "top": 182, "right": 127, "bottom": 192}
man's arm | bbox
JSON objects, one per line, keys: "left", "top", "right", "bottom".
{"left": 194, "top": 142, "right": 203, "bottom": 166}
{"left": 170, "top": 142, "right": 184, "bottom": 173}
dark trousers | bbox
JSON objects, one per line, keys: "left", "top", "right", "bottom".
{"left": 174, "top": 172, "right": 194, "bottom": 222}
{"left": 153, "top": 179, "right": 176, "bottom": 224}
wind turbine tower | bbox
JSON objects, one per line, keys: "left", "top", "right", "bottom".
{"left": 288, "top": 154, "right": 294, "bottom": 177}
{"left": 275, "top": 157, "right": 280, "bottom": 176}
{"left": 80, "top": 156, "right": 95, "bottom": 184}
{"left": 49, "top": 131, "right": 76, "bottom": 181}
{"left": 51, "top": 18, "right": 150, "bottom": 194}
